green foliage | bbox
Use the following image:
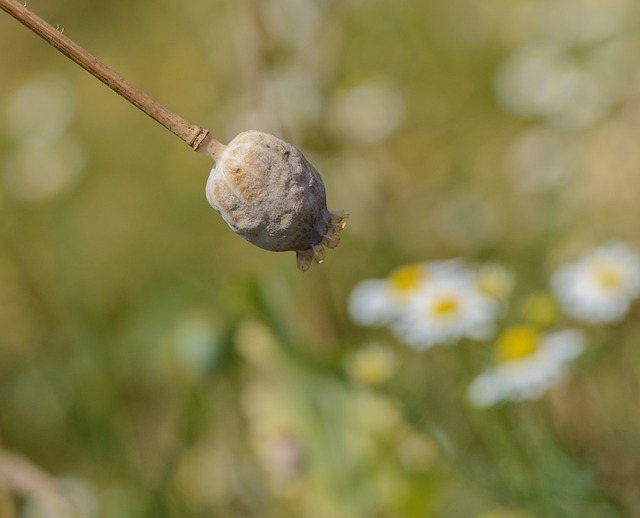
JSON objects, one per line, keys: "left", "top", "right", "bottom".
{"left": 1, "top": 0, "right": 640, "bottom": 516}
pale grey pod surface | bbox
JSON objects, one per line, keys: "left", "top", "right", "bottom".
{"left": 206, "top": 131, "right": 346, "bottom": 270}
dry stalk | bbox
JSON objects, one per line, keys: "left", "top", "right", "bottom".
{"left": 0, "top": 450, "right": 69, "bottom": 513}
{"left": 0, "top": 0, "right": 348, "bottom": 269}
{"left": 0, "top": 0, "right": 225, "bottom": 159}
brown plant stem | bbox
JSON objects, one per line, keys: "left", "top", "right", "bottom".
{"left": 0, "top": 450, "right": 68, "bottom": 512}
{"left": 0, "top": 0, "right": 225, "bottom": 159}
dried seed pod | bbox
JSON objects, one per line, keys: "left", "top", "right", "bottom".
{"left": 205, "top": 131, "right": 347, "bottom": 271}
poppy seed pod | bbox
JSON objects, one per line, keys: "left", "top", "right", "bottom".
{"left": 205, "top": 131, "right": 347, "bottom": 271}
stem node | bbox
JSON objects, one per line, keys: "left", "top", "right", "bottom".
{"left": 0, "top": 0, "right": 220, "bottom": 161}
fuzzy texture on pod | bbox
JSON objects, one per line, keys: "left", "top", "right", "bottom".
{"left": 206, "top": 131, "right": 347, "bottom": 271}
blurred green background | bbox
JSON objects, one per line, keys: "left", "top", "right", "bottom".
{"left": 2, "top": 0, "right": 640, "bottom": 516}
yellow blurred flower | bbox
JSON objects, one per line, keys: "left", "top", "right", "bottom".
{"left": 477, "top": 262, "right": 515, "bottom": 300}
{"left": 346, "top": 342, "right": 397, "bottom": 387}
{"left": 522, "top": 291, "right": 559, "bottom": 328}
{"left": 494, "top": 325, "right": 540, "bottom": 363}
{"left": 398, "top": 430, "right": 437, "bottom": 473}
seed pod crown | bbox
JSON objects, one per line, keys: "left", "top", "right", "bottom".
{"left": 206, "top": 131, "right": 346, "bottom": 271}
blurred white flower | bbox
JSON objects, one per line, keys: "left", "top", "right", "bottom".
{"left": 158, "top": 311, "right": 221, "bottom": 383}
{"left": 227, "top": 66, "right": 324, "bottom": 138}
{"left": 503, "top": 126, "right": 576, "bottom": 193}
{"left": 348, "top": 262, "right": 431, "bottom": 327}
{"left": 495, "top": 41, "right": 617, "bottom": 129}
{"left": 392, "top": 269, "right": 499, "bottom": 349}
{"left": 265, "top": 66, "right": 324, "bottom": 135}
{"left": 262, "top": 0, "right": 322, "bottom": 51}
{"left": 326, "top": 77, "right": 405, "bottom": 144}
{"left": 497, "top": 0, "right": 630, "bottom": 49}
{"left": 4, "top": 74, "right": 77, "bottom": 140}
{"left": 495, "top": 42, "right": 582, "bottom": 118}
{"left": 349, "top": 260, "right": 503, "bottom": 349}
{"left": 3, "top": 136, "right": 84, "bottom": 203}
{"left": 551, "top": 242, "right": 640, "bottom": 323}
{"left": 348, "top": 260, "right": 468, "bottom": 328}
{"left": 468, "top": 326, "right": 585, "bottom": 407}
{"left": 533, "top": 0, "right": 627, "bottom": 48}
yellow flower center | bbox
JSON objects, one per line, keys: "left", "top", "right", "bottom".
{"left": 431, "top": 295, "right": 460, "bottom": 320}
{"left": 495, "top": 325, "right": 540, "bottom": 363}
{"left": 594, "top": 264, "right": 623, "bottom": 293}
{"left": 388, "top": 264, "right": 427, "bottom": 299}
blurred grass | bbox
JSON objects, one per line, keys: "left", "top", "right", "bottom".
{"left": 2, "top": 0, "right": 640, "bottom": 516}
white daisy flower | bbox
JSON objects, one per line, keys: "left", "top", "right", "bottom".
{"left": 348, "top": 262, "right": 429, "bottom": 327}
{"left": 468, "top": 326, "right": 586, "bottom": 407}
{"left": 392, "top": 271, "right": 499, "bottom": 349}
{"left": 348, "top": 260, "right": 467, "bottom": 327}
{"left": 551, "top": 242, "right": 640, "bottom": 323}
